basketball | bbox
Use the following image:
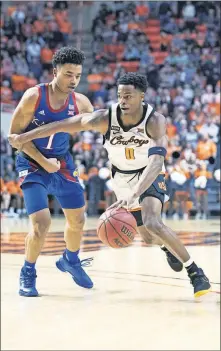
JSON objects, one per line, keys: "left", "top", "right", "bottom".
{"left": 97, "top": 208, "right": 137, "bottom": 248}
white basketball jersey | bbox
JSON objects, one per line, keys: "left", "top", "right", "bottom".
{"left": 104, "top": 103, "right": 157, "bottom": 171}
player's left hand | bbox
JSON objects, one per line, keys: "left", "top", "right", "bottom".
{"left": 107, "top": 193, "right": 137, "bottom": 211}
{"left": 8, "top": 134, "right": 23, "bottom": 150}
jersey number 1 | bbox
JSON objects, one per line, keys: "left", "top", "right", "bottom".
{"left": 125, "top": 148, "right": 135, "bottom": 160}
{"left": 45, "top": 134, "right": 55, "bottom": 149}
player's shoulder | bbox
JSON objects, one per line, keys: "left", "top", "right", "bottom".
{"left": 74, "top": 92, "right": 93, "bottom": 113}
{"left": 152, "top": 110, "right": 166, "bottom": 124}
{"left": 19, "top": 87, "right": 40, "bottom": 107}
{"left": 146, "top": 110, "right": 166, "bottom": 139}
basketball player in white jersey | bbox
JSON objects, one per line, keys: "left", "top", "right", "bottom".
{"left": 8, "top": 73, "right": 211, "bottom": 297}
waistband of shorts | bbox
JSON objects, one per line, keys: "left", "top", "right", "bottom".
{"left": 111, "top": 164, "right": 146, "bottom": 175}
{"left": 18, "top": 151, "right": 67, "bottom": 167}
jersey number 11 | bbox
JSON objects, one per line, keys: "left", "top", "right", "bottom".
{"left": 125, "top": 148, "right": 135, "bottom": 160}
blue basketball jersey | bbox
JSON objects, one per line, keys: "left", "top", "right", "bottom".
{"left": 24, "top": 83, "right": 79, "bottom": 158}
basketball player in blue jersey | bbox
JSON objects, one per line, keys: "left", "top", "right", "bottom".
{"left": 9, "top": 73, "right": 211, "bottom": 297}
{"left": 8, "top": 47, "right": 96, "bottom": 297}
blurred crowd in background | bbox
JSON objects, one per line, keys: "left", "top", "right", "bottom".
{"left": 0, "top": 1, "right": 220, "bottom": 219}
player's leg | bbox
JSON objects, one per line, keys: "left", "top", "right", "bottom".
{"left": 140, "top": 196, "right": 211, "bottom": 297}
{"left": 113, "top": 171, "right": 183, "bottom": 272}
{"left": 54, "top": 180, "right": 93, "bottom": 289}
{"left": 19, "top": 183, "right": 51, "bottom": 297}
{"left": 63, "top": 207, "right": 85, "bottom": 252}
{"left": 131, "top": 210, "right": 183, "bottom": 272}
{"left": 130, "top": 209, "right": 162, "bottom": 245}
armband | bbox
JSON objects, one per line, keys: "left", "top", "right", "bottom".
{"left": 148, "top": 147, "right": 167, "bottom": 158}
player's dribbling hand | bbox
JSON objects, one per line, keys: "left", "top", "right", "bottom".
{"left": 107, "top": 193, "right": 137, "bottom": 211}
{"left": 106, "top": 199, "right": 127, "bottom": 211}
{"left": 8, "top": 134, "right": 23, "bottom": 150}
{"left": 43, "top": 158, "right": 61, "bottom": 173}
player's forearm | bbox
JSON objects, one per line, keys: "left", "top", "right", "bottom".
{"left": 21, "top": 142, "right": 48, "bottom": 168}
{"left": 133, "top": 157, "right": 164, "bottom": 198}
{"left": 18, "top": 113, "right": 92, "bottom": 143}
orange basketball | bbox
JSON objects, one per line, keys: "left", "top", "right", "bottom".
{"left": 97, "top": 208, "right": 137, "bottom": 248}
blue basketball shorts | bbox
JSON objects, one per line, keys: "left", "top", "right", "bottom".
{"left": 15, "top": 154, "right": 85, "bottom": 215}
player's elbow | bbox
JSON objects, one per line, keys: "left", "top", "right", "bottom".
{"left": 81, "top": 114, "right": 93, "bottom": 130}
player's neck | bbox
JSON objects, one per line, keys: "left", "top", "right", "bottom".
{"left": 121, "top": 105, "right": 144, "bottom": 125}
{"left": 50, "top": 81, "right": 69, "bottom": 102}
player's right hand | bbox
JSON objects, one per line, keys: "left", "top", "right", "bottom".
{"left": 8, "top": 134, "right": 23, "bottom": 150}
{"left": 43, "top": 158, "right": 61, "bottom": 173}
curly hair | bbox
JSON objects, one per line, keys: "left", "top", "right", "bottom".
{"left": 52, "top": 47, "right": 85, "bottom": 67}
{"left": 117, "top": 73, "right": 147, "bottom": 92}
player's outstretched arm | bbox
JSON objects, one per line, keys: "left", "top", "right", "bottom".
{"left": 8, "top": 94, "right": 109, "bottom": 147}
{"left": 133, "top": 112, "right": 168, "bottom": 198}
{"left": 9, "top": 88, "right": 60, "bottom": 173}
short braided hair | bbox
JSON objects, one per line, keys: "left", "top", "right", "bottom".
{"left": 117, "top": 73, "right": 147, "bottom": 92}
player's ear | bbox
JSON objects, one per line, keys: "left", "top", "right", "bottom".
{"left": 141, "top": 92, "right": 145, "bottom": 101}
{"left": 53, "top": 68, "right": 57, "bottom": 77}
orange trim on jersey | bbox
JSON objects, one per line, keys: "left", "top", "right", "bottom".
{"left": 46, "top": 83, "right": 69, "bottom": 112}
{"left": 128, "top": 207, "right": 142, "bottom": 212}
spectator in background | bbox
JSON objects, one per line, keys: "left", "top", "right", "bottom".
{"left": 1, "top": 180, "right": 11, "bottom": 216}
{"left": 166, "top": 117, "right": 177, "bottom": 139}
{"left": 199, "top": 117, "right": 219, "bottom": 143}
{"left": 194, "top": 161, "right": 212, "bottom": 219}
{"left": 40, "top": 43, "right": 53, "bottom": 70}
{"left": 29, "top": 57, "right": 43, "bottom": 80}
{"left": 201, "top": 85, "right": 215, "bottom": 104}
{"left": 86, "top": 166, "right": 104, "bottom": 216}
{"left": 185, "top": 124, "right": 199, "bottom": 148}
{"left": 26, "top": 72, "right": 38, "bottom": 90}
{"left": 0, "top": 132, "right": 8, "bottom": 175}
{"left": 1, "top": 81, "right": 13, "bottom": 104}
{"left": 136, "top": 2, "right": 149, "bottom": 21}
{"left": 1, "top": 51, "right": 15, "bottom": 78}
{"left": 170, "top": 161, "right": 190, "bottom": 220}
{"left": 26, "top": 35, "right": 44, "bottom": 63}
{"left": 13, "top": 52, "right": 29, "bottom": 76}
{"left": 39, "top": 69, "right": 52, "bottom": 84}
{"left": 196, "top": 134, "right": 217, "bottom": 161}
{"left": 182, "top": 1, "right": 196, "bottom": 20}
{"left": 11, "top": 71, "right": 27, "bottom": 101}
{"left": 123, "top": 43, "right": 141, "bottom": 61}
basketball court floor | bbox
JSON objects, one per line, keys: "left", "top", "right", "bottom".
{"left": 1, "top": 217, "right": 220, "bottom": 350}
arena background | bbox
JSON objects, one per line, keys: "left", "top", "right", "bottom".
{"left": 1, "top": 0, "right": 220, "bottom": 219}
{"left": 1, "top": 2, "right": 220, "bottom": 350}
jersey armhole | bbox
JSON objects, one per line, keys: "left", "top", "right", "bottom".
{"left": 145, "top": 107, "right": 155, "bottom": 139}
{"left": 103, "top": 107, "right": 112, "bottom": 140}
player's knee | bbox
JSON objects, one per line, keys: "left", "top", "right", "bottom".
{"left": 142, "top": 231, "right": 154, "bottom": 244}
{"left": 144, "top": 217, "right": 164, "bottom": 234}
{"left": 66, "top": 213, "right": 85, "bottom": 231}
{"left": 31, "top": 217, "right": 51, "bottom": 239}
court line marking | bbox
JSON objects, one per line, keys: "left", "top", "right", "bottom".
{"left": 91, "top": 273, "right": 221, "bottom": 294}
{"left": 3, "top": 263, "right": 220, "bottom": 293}
{"left": 89, "top": 269, "right": 221, "bottom": 286}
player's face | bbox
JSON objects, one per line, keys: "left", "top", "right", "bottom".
{"left": 117, "top": 85, "right": 144, "bottom": 116}
{"left": 54, "top": 64, "right": 82, "bottom": 93}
